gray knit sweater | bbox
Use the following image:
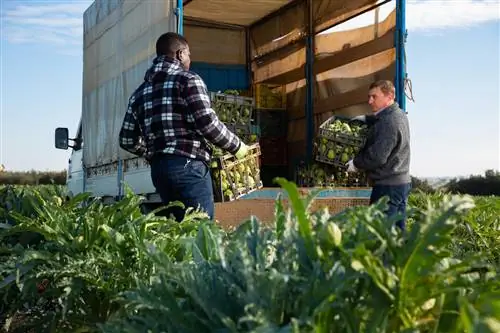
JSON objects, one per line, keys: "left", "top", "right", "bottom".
{"left": 353, "top": 102, "right": 411, "bottom": 185}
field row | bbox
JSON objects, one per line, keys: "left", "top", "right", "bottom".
{"left": 0, "top": 184, "right": 499, "bottom": 332}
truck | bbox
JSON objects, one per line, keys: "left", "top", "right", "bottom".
{"left": 54, "top": 0, "right": 409, "bottom": 225}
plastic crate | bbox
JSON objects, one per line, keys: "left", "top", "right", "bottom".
{"left": 210, "top": 92, "right": 254, "bottom": 126}
{"left": 208, "top": 125, "right": 260, "bottom": 158}
{"left": 211, "top": 143, "right": 264, "bottom": 202}
{"left": 317, "top": 116, "right": 368, "bottom": 148}
{"left": 226, "top": 124, "right": 260, "bottom": 144}
{"left": 255, "top": 108, "right": 288, "bottom": 137}
{"left": 295, "top": 161, "right": 369, "bottom": 188}
{"left": 254, "top": 84, "right": 286, "bottom": 109}
{"left": 315, "top": 137, "right": 364, "bottom": 168}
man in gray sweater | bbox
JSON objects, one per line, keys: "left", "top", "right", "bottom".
{"left": 346, "top": 80, "right": 411, "bottom": 231}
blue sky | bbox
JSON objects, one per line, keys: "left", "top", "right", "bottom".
{"left": 0, "top": 0, "right": 499, "bottom": 178}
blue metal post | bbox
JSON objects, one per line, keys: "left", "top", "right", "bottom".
{"left": 305, "top": 0, "right": 315, "bottom": 162}
{"left": 176, "top": 0, "right": 184, "bottom": 35}
{"left": 82, "top": 165, "right": 86, "bottom": 193}
{"left": 117, "top": 159, "right": 123, "bottom": 200}
{"left": 305, "top": 36, "right": 314, "bottom": 162}
{"left": 395, "top": 0, "right": 407, "bottom": 112}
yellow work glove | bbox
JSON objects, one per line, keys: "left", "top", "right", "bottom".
{"left": 235, "top": 142, "right": 249, "bottom": 160}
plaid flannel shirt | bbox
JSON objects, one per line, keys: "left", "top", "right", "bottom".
{"left": 119, "top": 56, "right": 241, "bottom": 162}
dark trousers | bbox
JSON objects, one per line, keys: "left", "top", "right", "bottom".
{"left": 369, "top": 183, "right": 412, "bottom": 231}
{"left": 150, "top": 154, "right": 214, "bottom": 222}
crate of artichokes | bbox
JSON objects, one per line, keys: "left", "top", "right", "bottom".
{"left": 318, "top": 116, "right": 368, "bottom": 147}
{"left": 226, "top": 124, "right": 260, "bottom": 144}
{"left": 295, "top": 162, "right": 369, "bottom": 188}
{"left": 210, "top": 143, "right": 263, "bottom": 202}
{"left": 315, "top": 116, "right": 368, "bottom": 168}
{"left": 210, "top": 90, "right": 254, "bottom": 127}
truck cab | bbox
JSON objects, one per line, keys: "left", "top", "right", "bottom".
{"left": 55, "top": 123, "right": 84, "bottom": 198}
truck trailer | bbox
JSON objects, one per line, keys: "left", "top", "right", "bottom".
{"left": 54, "top": 0, "right": 409, "bottom": 225}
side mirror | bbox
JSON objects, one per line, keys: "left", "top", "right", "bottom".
{"left": 55, "top": 127, "right": 69, "bottom": 150}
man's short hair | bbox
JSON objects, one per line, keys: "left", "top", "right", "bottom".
{"left": 369, "top": 80, "right": 396, "bottom": 96}
{"left": 156, "top": 32, "right": 188, "bottom": 56}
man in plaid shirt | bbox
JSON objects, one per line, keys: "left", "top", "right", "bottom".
{"left": 119, "top": 32, "right": 249, "bottom": 222}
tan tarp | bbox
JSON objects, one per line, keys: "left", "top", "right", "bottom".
{"left": 184, "top": 24, "right": 246, "bottom": 64}
{"left": 82, "top": 0, "right": 177, "bottom": 167}
{"left": 252, "top": 44, "right": 306, "bottom": 86}
{"left": 315, "top": 9, "right": 396, "bottom": 54}
{"left": 248, "top": 0, "right": 390, "bottom": 85}
{"left": 286, "top": 5, "right": 397, "bottom": 156}
{"left": 184, "top": 0, "right": 291, "bottom": 26}
{"left": 249, "top": 1, "right": 306, "bottom": 57}
{"left": 253, "top": 27, "right": 394, "bottom": 85}
{"left": 286, "top": 8, "right": 397, "bottom": 120}
{"left": 313, "top": 0, "right": 378, "bottom": 32}
{"left": 286, "top": 54, "right": 395, "bottom": 142}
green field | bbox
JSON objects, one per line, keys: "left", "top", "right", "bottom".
{"left": 1, "top": 182, "right": 499, "bottom": 333}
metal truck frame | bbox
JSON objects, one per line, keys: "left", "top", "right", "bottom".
{"left": 54, "top": 0, "right": 408, "bottom": 205}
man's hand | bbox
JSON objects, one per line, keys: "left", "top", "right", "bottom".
{"left": 346, "top": 159, "right": 358, "bottom": 173}
{"left": 351, "top": 115, "right": 366, "bottom": 122}
{"left": 235, "top": 142, "right": 249, "bottom": 160}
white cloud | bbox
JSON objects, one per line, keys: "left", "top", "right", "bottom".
{"left": 407, "top": 0, "right": 500, "bottom": 31}
{"left": 1, "top": 1, "right": 92, "bottom": 54}
{"left": 4, "top": 3, "right": 90, "bottom": 17}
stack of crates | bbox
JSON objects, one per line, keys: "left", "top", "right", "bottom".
{"left": 294, "top": 160, "right": 369, "bottom": 188}
{"left": 210, "top": 91, "right": 260, "bottom": 144}
{"left": 209, "top": 91, "right": 263, "bottom": 202}
{"left": 313, "top": 115, "right": 370, "bottom": 187}
{"left": 211, "top": 143, "right": 263, "bottom": 202}
{"left": 255, "top": 84, "right": 287, "bottom": 110}
{"left": 253, "top": 84, "right": 288, "bottom": 166}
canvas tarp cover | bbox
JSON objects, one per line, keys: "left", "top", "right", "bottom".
{"left": 82, "top": 0, "right": 176, "bottom": 167}
{"left": 249, "top": 0, "right": 380, "bottom": 85}
{"left": 183, "top": 0, "right": 290, "bottom": 26}
{"left": 285, "top": 3, "right": 397, "bottom": 149}
{"left": 184, "top": 22, "right": 246, "bottom": 65}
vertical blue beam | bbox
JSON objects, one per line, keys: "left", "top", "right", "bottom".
{"left": 117, "top": 159, "right": 123, "bottom": 200}
{"left": 176, "top": 0, "right": 184, "bottom": 35}
{"left": 305, "top": 0, "right": 315, "bottom": 162}
{"left": 305, "top": 36, "right": 314, "bottom": 162}
{"left": 82, "top": 165, "right": 87, "bottom": 193}
{"left": 395, "top": 0, "right": 407, "bottom": 112}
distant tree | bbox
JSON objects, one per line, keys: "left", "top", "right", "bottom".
{"left": 411, "top": 176, "right": 436, "bottom": 194}
{"left": 445, "top": 170, "right": 500, "bottom": 196}
{"left": 0, "top": 170, "right": 67, "bottom": 185}
{"left": 485, "top": 169, "right": 500, "bottom": 178}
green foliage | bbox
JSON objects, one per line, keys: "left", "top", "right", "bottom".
{"left": 411, "top": 176, "right": 436, "bottom": 194}
{"left": 0, "top": 171, "right": 67, "bottom": 186}
{"left": 0, "top": 182, "right": 499, "bottom": 333}
{"left": 0, "top": 185, "right": 212, "bottom": 332}
{"left": 446, "top": 169, "right": 500, "bottom": 196}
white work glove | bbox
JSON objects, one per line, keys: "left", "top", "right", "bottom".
{"left": 345, "top": 159, "right": 358, "bottom": 173}
{"left": 351, "top": 115, "right": 366, "bottom": 122}
{"left": 235, "top": 142, "right": 249, "bottom": 160}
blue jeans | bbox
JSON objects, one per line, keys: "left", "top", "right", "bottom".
{"left": 370, "top": 183, "right": 411, "bottom": 231}
{"left": 150, "top": 154, "right": 214, "bottom": 222}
